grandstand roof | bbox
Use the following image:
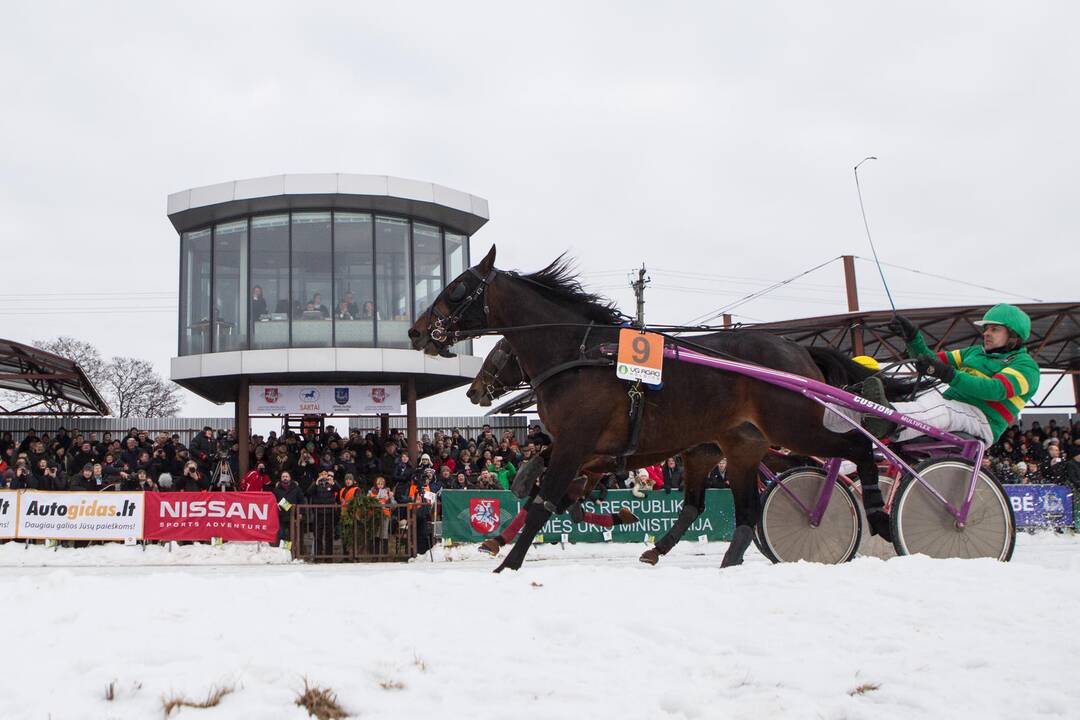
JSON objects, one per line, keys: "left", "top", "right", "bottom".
{"left": 750, "top": 302, "right": 1080, "bottom": 371}
{"left": 486, "top": 301, "right": 1080, "bottom": 415}
{"left": 0, "top": 339, "right": 111, "bottom": 416}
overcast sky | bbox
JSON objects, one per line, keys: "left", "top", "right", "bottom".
{"left": 1, "top": 1, "right": 1076, "bottom": 419}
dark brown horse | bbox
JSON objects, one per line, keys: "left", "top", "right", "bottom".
{"left": 466, "top": 335, "right": 903, "bottom": 564}
{"left": 411, "top": 247, "right": 897, "bottom": 572}
{"left": 467, "top": 339, "right": 725, "bottom": 560}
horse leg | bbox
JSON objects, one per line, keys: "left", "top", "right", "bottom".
{"left": 495, "top": 441, "right": 591, "bottom": 573}
{"left": 641, "top": 445, "right": 719, "bottom": 565}
{"left": 844, "top": 432, "right": 892, "bottom": 541}
{"left": 719, "top": 430, "right": 769, "bottom": 568}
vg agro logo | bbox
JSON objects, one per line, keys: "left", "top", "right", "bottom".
{"left": 334, "top": 387, "right": 350, "bottom": 405}
{"left": 300, "top": 388, "right": 320, "bottom": 402}
{"left": 619, "top": 364, "right": 629, "bottom": 374}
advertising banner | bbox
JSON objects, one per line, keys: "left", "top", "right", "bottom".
{"left": 1004, "top": 484, "right": 1074, "bottom": 528}
{"left": 143, "top": 492, "right": 278, "bottom": 542}
{"left": 441, "top": 489, "right": 734, "bottom": 543}
{"left": 0, "top": 490, "right": 17, "bottom": 539}
{"left": 249, "top": 384, "right": 402, "bottom": 415}
{"left": 15, "top": 491, "right": 144, "bottom": 541}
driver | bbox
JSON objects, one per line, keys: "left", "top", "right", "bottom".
{"left": 884, "top": 303, "right": 1040, "bottom": 446}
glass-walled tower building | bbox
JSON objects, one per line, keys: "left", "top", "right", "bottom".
{"left": 167, "top": 174, "right": 488, "bottom": 474}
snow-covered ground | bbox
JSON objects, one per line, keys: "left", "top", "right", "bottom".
{"left": 2, "top": 533, "right": 1077, "bottom": 719}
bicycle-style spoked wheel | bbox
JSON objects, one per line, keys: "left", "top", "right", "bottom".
{"left": 891, "top": 457, "right": 1015, "bottom": 561}
{"left": 759, "top": 467, "right": 862, "bottom": 564}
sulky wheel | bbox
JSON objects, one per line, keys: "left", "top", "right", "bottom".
{"left": 758, "top": 467, "right": 862, "bottom": 564}
{"left": 890, "top": 457, "right": 1015, "bottom": 561}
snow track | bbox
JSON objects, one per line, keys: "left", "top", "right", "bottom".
{"left": 2, "top": 533, "right": 1077, "bottom": 719}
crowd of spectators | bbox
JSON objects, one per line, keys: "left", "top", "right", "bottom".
{"left": 985, "top": 419, "right": 1080, "bottom": 490}
{"left": 1, "top": 417, "right": 1074, "bottom": 506}
{"left": 0, "top": 421, "right": 557, "bottom": 507}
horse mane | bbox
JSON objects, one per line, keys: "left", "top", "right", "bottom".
{"left": 510, "top": 254, "right": 628, "bottom": 325}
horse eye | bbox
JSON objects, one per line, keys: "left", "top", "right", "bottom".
{"left": 447, "top": 283, "right": 468, "bottom": 302}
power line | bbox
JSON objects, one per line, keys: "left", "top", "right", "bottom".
{"left": 853, "top": 256, "right": 1043, "bottom": 303}
{"left": 683, "top": 256, "right": 844, "bottom": 326}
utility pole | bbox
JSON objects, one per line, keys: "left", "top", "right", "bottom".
{"left": 631, "top": 264, "right": 651, "bottom": 326}
{"left": 842, "top": 254, "right": 864, "bottom": 356}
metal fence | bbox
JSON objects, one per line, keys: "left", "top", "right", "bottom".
{"left": 0, "top": 417, "right": 234, "bottom": 443}
{"left": 348, "top": 416, "right": 530, "bottom": 442}
{"left": 288, "top": 502, "right": 425, "bottom": 562}
{"left": 0, "top": 415, "right": 530, "bottom": 444}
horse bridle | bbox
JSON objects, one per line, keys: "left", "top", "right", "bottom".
{"left": 478, "top": 341, "right": 526, "bottom": 402}
{"left": 427, "top": 267, "right": 499, "bottom": 345}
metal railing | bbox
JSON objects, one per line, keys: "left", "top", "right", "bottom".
{"left": 288, "top": 502, "right": 423, "bottom": 562}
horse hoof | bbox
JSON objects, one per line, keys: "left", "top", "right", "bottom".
{"left": 478, "top": 539, "right": 502, "bottom": 557}
{"left": 867, "top": 510, "right": 893, "bottom": 543}
{"left": 721, "top": 525, "right": 754, "bottom": 568}
{"left": 617, "top": 508, "right": 639, "bottom": 525}
{"left": 494, "top": 557, "right": 520, "bottom": 573}
{"left": 639, "top": 548, "right": 660, "bottom": 565}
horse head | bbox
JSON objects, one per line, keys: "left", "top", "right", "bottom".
{"left": 409, "top": 244, "right": 498, "bottom": 356}
{"left": 466, "top": 339, "right": 526, "bottom": 406}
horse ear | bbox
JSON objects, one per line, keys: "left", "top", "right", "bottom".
{"left": 477, "top": 244, "right": 496, "bottom": 272}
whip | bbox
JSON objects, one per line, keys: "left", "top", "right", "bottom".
{"left": 854, "top": 156, "right": 896, "bottom": 313}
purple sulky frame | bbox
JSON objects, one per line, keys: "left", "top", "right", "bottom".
{"left": 661, "top": 346, "right": 987, "bottom": 528}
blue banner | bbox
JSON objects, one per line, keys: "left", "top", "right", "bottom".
{"left": 1003, "top": 484, "right": 1074, "bottom": 528}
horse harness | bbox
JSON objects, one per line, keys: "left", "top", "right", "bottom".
{"left": 427, "top": 266, "right": 499, "bottom": 345}
{"left": 524, "top": 323, "right": 649, "bottom": 482}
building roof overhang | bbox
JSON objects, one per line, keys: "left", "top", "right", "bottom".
{"left": 167, "top": 173, "right": 490, "bottom": 236}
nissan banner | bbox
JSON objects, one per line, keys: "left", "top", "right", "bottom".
{"left": 249, "top": 384, "right": 402, "bottom": 415}
{"left": 143, "top": 491, "right": 279, "bottom": 542}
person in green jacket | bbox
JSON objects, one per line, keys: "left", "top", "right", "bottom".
{"left": 487, "top": 455, "right": 517, "bottom": 490}
{"left": 884, "top": 303, "right": 1040, "bottom": 446}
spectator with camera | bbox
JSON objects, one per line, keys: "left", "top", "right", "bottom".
{"left": 33, "top": 457, "right": 65, "bottom": 491}
{"left": 179, "top": 461, "right": 205, "bottom": 492}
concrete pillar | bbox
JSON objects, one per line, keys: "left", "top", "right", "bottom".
{"left": 236, "top": 377, "right": 250, "bottom": 478}
{"left": 406, "top": 378, "right": 418, "bottom": 460}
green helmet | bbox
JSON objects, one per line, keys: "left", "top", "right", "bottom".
{"left": 973, "top": 303, "right": 1031, "bottom": 342}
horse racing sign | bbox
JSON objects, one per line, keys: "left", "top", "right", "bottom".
{"left": 616, "top": 328, "right": 664, "bottom": 384}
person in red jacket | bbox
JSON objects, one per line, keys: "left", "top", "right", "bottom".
{"left": 241, "top": 462, "right": 271, "bottom": 492}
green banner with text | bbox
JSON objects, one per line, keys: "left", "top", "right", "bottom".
{"left": 440, "top": 489, "right": 734, "bottom": 543}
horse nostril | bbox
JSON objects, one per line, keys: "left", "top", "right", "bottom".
{"left": 408, "top": 328, "right": 420, "bottom": 339}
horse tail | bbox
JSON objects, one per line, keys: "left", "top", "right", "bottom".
{"left": 803, "top": 345, "right": 920, "bottom": 401}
